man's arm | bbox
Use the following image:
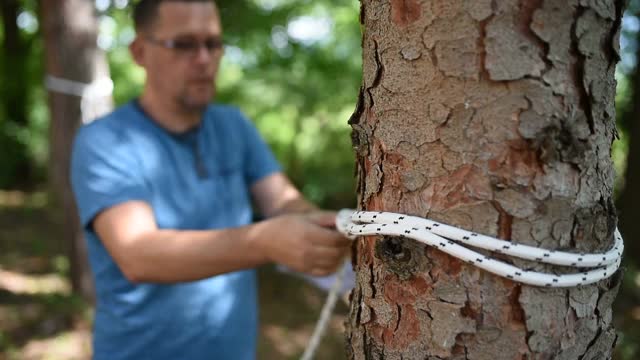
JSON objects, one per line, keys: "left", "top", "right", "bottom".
{"left": 93, "top": 199, "right": 349, "bottom": 284}
{"left": 251, "top": 172, "right": 322, "bottom": 217}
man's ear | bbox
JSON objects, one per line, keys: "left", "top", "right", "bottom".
{"left": 129, "top": 37, "right": 145, "bottom": 66}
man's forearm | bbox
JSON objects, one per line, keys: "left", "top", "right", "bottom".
{"left": 268, "top": 196, "right": 318, "bottom": 217}
{"left": 251, "top": 173, "right": 321, "bottom": 218}
{"left": 122, "top": 223, "right": 269, "bottom": 283}
{"left": 110, "top": 210, "right": 348, "bottom": 283}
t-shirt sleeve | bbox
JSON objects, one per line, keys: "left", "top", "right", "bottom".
{"left": 70, "top": 123, "right": 151, "bottom": 230}
{"left": 236, "top": 109, "right": 282, "bottom": 185}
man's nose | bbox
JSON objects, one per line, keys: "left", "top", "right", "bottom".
{"left": 193, "top": 45, "right": 212, "bottom": 63}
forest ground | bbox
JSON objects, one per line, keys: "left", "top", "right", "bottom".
{"left": 0, "top": 190, "right": 348, "bottom": 360}
{"left": 0, "top": 190, "right": 638, "bottom": 360}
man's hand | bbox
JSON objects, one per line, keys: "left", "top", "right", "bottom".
{"left": 250, "top": 173, "right": 351, "bottom": 275}
{"left": 255, "top": 211, "right": 351, "bottom": 277}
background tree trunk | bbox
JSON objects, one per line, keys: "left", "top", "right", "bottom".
{"left": 347, "top": 1, "right": 623, "bottom": 359}
{"left": 40, "top": 0, "right": 113, "bottom": 301}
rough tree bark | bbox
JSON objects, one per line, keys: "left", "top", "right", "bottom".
{"left": 346, "top": 1, "right": 624, "bottom": 359}
{"left": 40, "top": 0, "right": 112, "bottom": 301}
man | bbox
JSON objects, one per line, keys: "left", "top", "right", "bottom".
{"left": 70, "top": 0, "right": 351, "bottom": 359}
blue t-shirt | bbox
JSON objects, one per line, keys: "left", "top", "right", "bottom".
{"left": 70, "top": 101, "right": 281, "bottom": 360}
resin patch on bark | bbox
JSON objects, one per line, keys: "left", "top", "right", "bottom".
{"left": 390, "top": 0, "right": 421, "bottom": 27}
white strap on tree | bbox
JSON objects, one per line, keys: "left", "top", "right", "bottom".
{"left": 45, "top": 75, "right": 114, "bottom": 124}
{"left": 45, "top": 75, "right": 114, "bottom": 99}
{"left": 337, "top": 209, "right": 623, "bottom": 287}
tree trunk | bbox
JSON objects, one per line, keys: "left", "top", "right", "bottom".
{"left": 346, "top": 1, "right": 623, "bottom": 359}
{"left": 40, "top": 0, "right": 113, "bottom": 301}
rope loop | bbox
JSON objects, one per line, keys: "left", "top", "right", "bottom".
{"left": 338, "top": 209, "right": 623, "bottom": 287}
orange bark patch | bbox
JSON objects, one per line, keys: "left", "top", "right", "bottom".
{"left": 361, "top": 235, "right": 379, "bottom": 265}
{"left": 383, "top": 151, "right": 415, "bottom": 188}
{"left": 381, "top": 188, "right": 404, "bottom": 210}
{"left": 385, "top": 151, "right": 407, "bottom": 164}
{"left": 427, "top": 247, "right": 464, "bottom": 279}
{"left": 383, "top": 274, "right": 434, "bottom": 306}
{"left": 495, "top": 202, "right": 514, "bottom": 240}
{"left": 460, "top": 299, "right": 479, "bottom": 320}
{"left": 421, "top": 165, "right": 491, "bottom": 212}
{"left": 366, "top": 195, "right": 384, "bottom": 211}
{"left": 508, "top": 283, "right": 525, "bottom": 323}
{"left": 408, "top": 275, "right": 433, "bottom": 293}
{"left": 391, "top": 0, "right": 422, "bottom": 27}
{"left": 488, "top": 140, "right": 541, "bottom": 186}
{"left": 383, "top": 305, "right": 421, "bottom": 348}
{"left": 383, "top": 276, "right": 416, "bottom": 304}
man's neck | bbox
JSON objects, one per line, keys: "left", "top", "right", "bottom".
{"left": 138, "top": 91, "right": 203, "bottom": 133}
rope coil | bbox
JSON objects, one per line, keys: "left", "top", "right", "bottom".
{"left": 338, "top": 209, "right": 622, "bottom": 287}
{"left": 301, "top": 209, "right": 624, "bottom": 359}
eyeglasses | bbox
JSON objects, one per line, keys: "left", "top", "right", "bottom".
{"left": 145, "top": 36, "right": 224, "bottom": 56}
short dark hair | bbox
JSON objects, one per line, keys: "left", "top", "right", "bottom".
{"left": 133, "top": 0, "right": 215, "bottom": 32}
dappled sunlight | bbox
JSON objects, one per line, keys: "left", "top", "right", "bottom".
{"left": 262, "top": 323, "right": 313, "bottom": 357}
{"left": 18, "top": 326, "right": 91, "bottom": 360}
{"left": 0, "top": 257, "right": 52, "bottom": 275}
{"left": 0, "top": 270, "right": 70, "bottom": 296}
{"left": 0, "top": 266, "right": 89, "bottom": 357}
{"left": 0, "top": 191, "right": 47, "bottom": 209}
{"left": 0, "top": 292, "right": 91, "bottom": 360}
{"left": 261, "top": 313, "right": 347, "bottom": 359}
{"left": 256, "top": 266, "right": 349, "bottom": 359}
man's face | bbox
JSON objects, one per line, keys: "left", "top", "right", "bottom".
{"left": 135, "top": 2, "right": 223, "bottom": 112}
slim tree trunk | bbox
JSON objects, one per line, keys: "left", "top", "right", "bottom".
{"left": 347, "top": 1, "right": 623, "bottom": 359}
{"left": 40, "top": 0, "right": 113, "bottom": 301}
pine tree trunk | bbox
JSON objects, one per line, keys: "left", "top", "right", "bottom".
{"left": 40, "top": 0, "right": 113, "bottom": 301}
{"left": 346, "top": 1, "right": 623, "bottom": 359}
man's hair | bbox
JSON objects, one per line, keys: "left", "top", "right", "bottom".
{"left": 133, "top": 0, "right": 215, "bottom": 32}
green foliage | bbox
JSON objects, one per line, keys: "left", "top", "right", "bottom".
{"left": 0, "top": 0, "right": 362, "bottom": 207}
{"left": 100, "top": 0, "right": 362, "bottom": 208}
{"left": 0, "top": 1, "right": 46, "bottom": 189}
{"left": 613, "top": 3, "right": 640, "bottom": 196}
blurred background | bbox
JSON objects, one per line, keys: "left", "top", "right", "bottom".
{"left": 0, "top": 0, "right": 639, "bottom": 359}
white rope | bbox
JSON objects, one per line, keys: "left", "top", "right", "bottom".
{"left": 300, "top": 260, "right": 347, "bottom": 360}
{"left": 301, "top": 209, "right": 624, "bottom": 360}
{"left": 341, "top": 210, "right": 622, "bottom": 287}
